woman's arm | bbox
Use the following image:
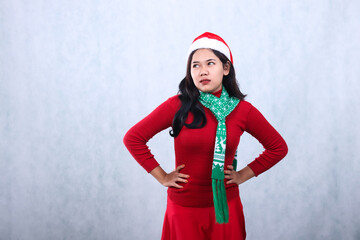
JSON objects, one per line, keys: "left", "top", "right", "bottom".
{"left": 245, "top": 105, "right": 288, "bottom": 176}
{"left": 225, "top": 104, "right": 288, "bottom": 184}
{"left": 123, "top": 97, "right": 189, "bottom": 189}
{"left": 123, "top": 96, "right": 180, "bottom": 173}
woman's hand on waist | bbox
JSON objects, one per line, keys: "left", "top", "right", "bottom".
{"left": 224, "top": 165, "right": 255, "bottom": 185}
{"left": 150, "top": 164, "right": 190, "bottom": 189}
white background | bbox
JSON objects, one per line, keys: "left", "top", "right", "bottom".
{"left": 1, "top": 0, "right": 359, "bottom": 239}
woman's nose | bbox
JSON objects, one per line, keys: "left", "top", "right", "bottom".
{"left": 200, "top": 67, "right": 208, "bottom": 76}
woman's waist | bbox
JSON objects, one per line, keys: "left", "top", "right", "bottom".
{"left": 167, "top": 178, "right": 239, "bottom": 207}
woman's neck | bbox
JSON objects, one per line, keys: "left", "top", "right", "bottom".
{"left": 211, "top": 88, "right": 222, "bottom": 98}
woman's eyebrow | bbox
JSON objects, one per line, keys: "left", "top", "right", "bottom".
{"left": 192, "top": 58, "right": 217, "bottom": 63}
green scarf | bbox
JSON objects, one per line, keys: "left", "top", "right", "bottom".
{"left": 199, "top": 87, "right": 240, "bottom": 224}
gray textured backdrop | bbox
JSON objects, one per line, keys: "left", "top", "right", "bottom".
{"left": 1, "top": 0, "right": 359, "bottom": 239}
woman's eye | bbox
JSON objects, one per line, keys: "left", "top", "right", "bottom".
{"left": 192, "top": 64, "right": 199, "bottom": 68}
{"left": 208, "top": 62, "right": 215, "bottom": 65}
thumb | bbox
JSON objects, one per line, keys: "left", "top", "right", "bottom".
{"left": 176, "top": 164, "right": 185, "bottom": 172}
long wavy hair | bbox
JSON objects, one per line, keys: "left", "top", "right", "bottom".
{"left": 169, "top": 49, "right": 246, "bottom": 137}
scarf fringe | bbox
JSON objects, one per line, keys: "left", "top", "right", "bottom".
{"left": 212, "top": 179, "right": 229, "bottom": 224}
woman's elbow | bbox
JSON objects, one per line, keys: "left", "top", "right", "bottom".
{"left": 123, "top": 129, "right": 134, "bottom": 149}
{"left": 280, "top": 139, "right": 288, "bottom": 159}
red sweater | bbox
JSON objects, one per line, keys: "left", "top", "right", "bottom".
{"left": 123, "top": 92, "right": 288, "bottom": 207}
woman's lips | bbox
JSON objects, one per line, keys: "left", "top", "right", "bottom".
{"left": 200, "top": 79, "right": 211, "bottom": 84}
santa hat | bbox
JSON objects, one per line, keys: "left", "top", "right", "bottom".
{"left": 188, "top": 32, "right": 233, "bottom": 64}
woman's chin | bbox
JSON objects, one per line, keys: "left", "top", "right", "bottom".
{"left": 197, "top": 86, "right": 214, "bottom": 93}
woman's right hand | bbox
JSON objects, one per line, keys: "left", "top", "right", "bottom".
{"left": 161, "top": 164, "right": 189, "bottom": 189}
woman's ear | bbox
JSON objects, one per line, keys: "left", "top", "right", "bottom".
{"left": 223, "top": 61, "right": 230, "bottom": 76}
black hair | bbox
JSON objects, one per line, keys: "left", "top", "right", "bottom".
{"left": 169, "top": 49, "right": 246, "bottom": 137}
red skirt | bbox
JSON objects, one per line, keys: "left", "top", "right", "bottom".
{"left": 161, "top": 195, "right": 246, "bottom": 240}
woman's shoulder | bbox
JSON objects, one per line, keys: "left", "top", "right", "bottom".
{"left": 166, "top": 94, "right": 181, "bottom": 106}
{"left": 237, "top": 100, "right": 253, "bottom": 110}
{"left": 157, "top": 94, "right": 181, "bottom": 112}
{"left": 167, "top": 94, "right": 181, "bottom": 103}
{"left": 231, "top": 100, "right": 258, "bottom": 120}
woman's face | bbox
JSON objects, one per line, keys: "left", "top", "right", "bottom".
{"left": 190, "top": 48, "right": 230, "bottom": 93}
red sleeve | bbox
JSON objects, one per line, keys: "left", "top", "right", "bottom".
{"left": 245, "top": 104, "right": 288, "bottom": 176}
{"left": 123, "top": 96, "right": 180, "bottom": 173}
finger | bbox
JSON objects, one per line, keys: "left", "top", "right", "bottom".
{"left": 227, "top": 165, "right": 234, "bottom": 170}
{"left": 177, "top": 177, "right": 188, "bottom": 183}
{"left": 172, "top": 183, "right": 184, "bottom": 188}
{"left": 178, "top": 173, "right": 190, "bottom": 178}
{"left": 176, "top": 164, "right": 185, "bottom": 172}
{"left": 224, "top": 170, "right": 233, "bottom": 175}
{"left": 226, "top": 179, "right": 235, "bottom": 184}
{"left": 224, "top": 175, "right": 232, "bottom": 179}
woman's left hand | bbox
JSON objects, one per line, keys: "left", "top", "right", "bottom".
{"left": 224, "top": 165, "right": 255, "bottom": 185}
{"left": 224, "top": 165, "right": 242, "bottom": 185}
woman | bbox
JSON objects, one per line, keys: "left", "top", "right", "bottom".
{"left": 123, "top": 32, "right": 288, "bottom": 240}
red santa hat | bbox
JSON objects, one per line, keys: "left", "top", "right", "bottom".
{"left": 188, "top": 32, "right": 233, "bottom": 64}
